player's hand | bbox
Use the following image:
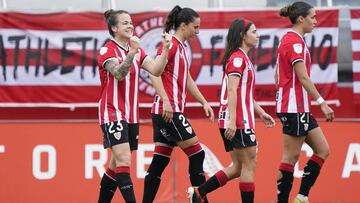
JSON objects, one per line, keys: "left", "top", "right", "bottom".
{"left": 203, "top": 102, "right": 214, "bottom": 122}
{"left": 162, "top": 98, "right": 173, "bottom": 123}
{"left": 320, "top": 103, "right": 334, "bottom": 122}
{"left": 130, "top": 36, "right": 140, "bottom": 51}
{"left": 162, "top": 33, "right": 172, "bottom": 50}
{"left": 259, "top": 112, "right": 275, "bottom": 128}
{"left": 224, "top": 120, "right": 236, "bottom": 140}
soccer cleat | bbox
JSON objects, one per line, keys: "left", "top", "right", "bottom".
{"left": 292, "top": 197, "right": 309, "bottom": 203}
{"left": 187, "top": 187, "right": 203, "bottom": 203}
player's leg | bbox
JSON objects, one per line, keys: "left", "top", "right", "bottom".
{"left": 98, "top": 155, "right": 117, "bottom": 203}
{"left": 295, "top": 126, "right": 329, "bottom": 202}
{"left": 143, "top": 114, "right": 174, "bottom": 203}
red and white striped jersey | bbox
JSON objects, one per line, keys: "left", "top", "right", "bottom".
{"left": 218, "top": 48, "right": 255, "bottom": 129}
{"left": 97, "top": 39, "right": 147, "bottom": 125}
{"left": 151, "top": 36, "right": 189, "bottom": 114}
{"left": 276, "top": 31, "right": 311, "bottom": 113}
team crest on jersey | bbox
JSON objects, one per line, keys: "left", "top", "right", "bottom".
{"left": 185, "top": 126, "right": 193, "bottom": 134}
{"left": 250, "top": 133, "right": 256, "bottom": 142}
{"left": 304, "top": 123, "right": 309, "bottom": 131}
{"left": 293, "top": 43, "right": 303, "bottom": 54}
{"left": 114, "top": 132, "right": 121, "bottom": 140}
{"left": 100, "top": 47, "right": 108, "bottom": 55}
{"left": 233, "top": 58, "right": 243, "bottom": 68}
{"left": 134, "top": 16, "right": 203, "bottom": 97}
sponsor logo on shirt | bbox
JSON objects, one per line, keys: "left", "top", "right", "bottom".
{"left": 160, "top": 128, "right": 170, "bottom": 137}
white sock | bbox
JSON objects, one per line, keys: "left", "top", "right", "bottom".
{"left": 297, "top": 194, "right": 308, "bottom": 201}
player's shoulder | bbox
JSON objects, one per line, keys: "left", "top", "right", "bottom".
{"left": 170, "top": 36, "right": 182, "bottom": 49}
{"left": 282, "top": 31, "right": 303, "bottom": 45}
{"left": 232, "top": 49, "right": 246, "bottom": 58}
{"left": 229, "top": 49, "right": 246, "bottom": 63}
{"left": 99, "top": 40, "right": 115, "bottom": 55}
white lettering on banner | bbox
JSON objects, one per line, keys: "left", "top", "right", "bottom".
{"left": 134, "top": 16, "right": 164, "bottom": 37}
{"left": 32, "top": 145, "right": 56, "bottom": 180}
{"left": 294, "top": 144, "right": 313, "bottom": 178}
{"left": 342, "top": 143, "right": 360, "bottom": 178}
{"left": 136, "top": 144, "right": 155, "bottom": 178}
{"left": 23, "top": 143, "right": 360, "bottom": 180}
{"left": 0, "top": 145, "right": 5, "bottom": 153}
{"left": 85, "top": 144, "right": 107, "bottom": 179}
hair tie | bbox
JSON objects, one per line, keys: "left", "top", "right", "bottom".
{"left": 243, "top": 19, "right": 253, "bottom": 30}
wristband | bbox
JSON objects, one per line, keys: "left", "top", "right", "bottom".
{"left": 316, "top": 97, "right": 325, "bottom": 105}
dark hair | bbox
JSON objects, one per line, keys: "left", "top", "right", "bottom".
{"left": 279, "top": 1, "right": 313, "bottom": 24}
{"left": 164, "top": 5, "right": 199, "bottom": 33}
{"left": 221, "top": 18, "right": 253, "bottom": 70}
{"left": 104, "top": 9, "right": 129, "bottom": 37}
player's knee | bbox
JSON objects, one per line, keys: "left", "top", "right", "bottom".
{"left": 316, "top": 147, "right": 330, "bottom": 160}
{"left": 186, "top": 144, "right": 205, "bottom": 174}
{"left": 113, "top": 153, "right": 131, "bottom": 167}
{"left": 283, "top": 154, "right": 300, "bottom": 165}
{"left": 230, "top": 161, "right": 241, "bottom": 178}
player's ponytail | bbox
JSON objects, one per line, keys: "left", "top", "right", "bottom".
{"left": 164, "top": 5, "right": 199, "bottom": 33}
{"left": 279, "top": 1, "right": 313, "bottom": 24}
{"left": 165, "top": 5, "right": 181, "bottom": 33}
{"left": 279, "top": 5, "right": 292, "bottom": 17}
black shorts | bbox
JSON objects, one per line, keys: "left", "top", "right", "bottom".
{"left": 152, "top": 113, "right": 196, "bottom": 147}
{"left": 219, "top": 128, "right": 257, "bottom": 152}
{"left": 277, "top": 113, "right": 319, "bottom": 137}
{"left": 101, "top": 121, "right": 139, "bottom": 150}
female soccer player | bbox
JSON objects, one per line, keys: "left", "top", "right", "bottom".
{"left": 142, "top": 5, "right": 214, "bottom": 203}
{"left": 96, "top": 9, "right": 171, "bottom": 203}
{"left": 187, "top": 18, "right": 275, "bottom": 203}
{"left": 275, "top": 2, "right": 334, "bottom": 203}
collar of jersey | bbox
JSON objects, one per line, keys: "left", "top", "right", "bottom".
{"left": 238, "top": 48, "right": 250, "bottom": 60}
{"left": 287, "top": 30, "right": 306, "bottom": 42}
{"left": 172, "top": 35, "right": 185, "bottom": 48}
{"left": 111, "top": 38, "right": 130, "bottom": 52}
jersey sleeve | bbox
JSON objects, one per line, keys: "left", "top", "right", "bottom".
{"left": 288, "top": 40, "right": 305, "bottom": 66}
{"left": 226, "top": 55, "right": 246, "bottom": 77}
{"left": 138, "top": 47, "right": 148, "bottom": 65}
{"left": 97, "top": 44, "right": 117, "bottom": 69}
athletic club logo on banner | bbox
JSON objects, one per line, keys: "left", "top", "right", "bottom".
{"left": 134, "top": 15, "right": 203, "bottom": 97}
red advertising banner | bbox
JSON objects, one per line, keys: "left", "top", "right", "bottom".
{"left": 351, "top": 9, "right": 360, "bottom": 103}
{"left": 0, "top": 10, "right": 339, "bottom": 107}
{"left": 0, "top": 120, "right": 359, "bottom": 202}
